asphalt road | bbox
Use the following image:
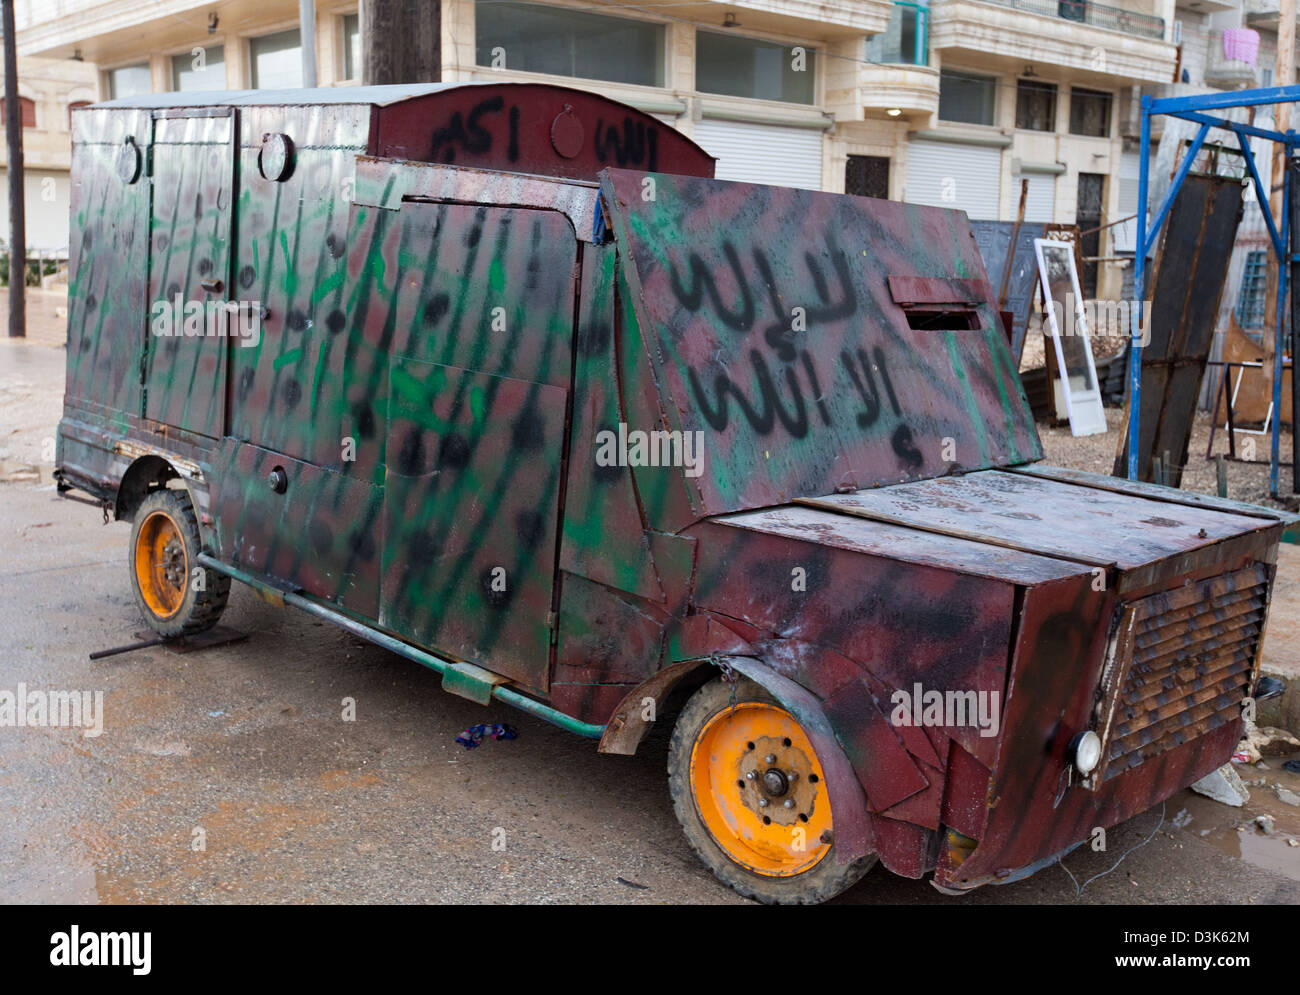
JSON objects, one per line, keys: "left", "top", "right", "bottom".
{"left": 2, "top": 481, "right": 1299, "bottom": 905}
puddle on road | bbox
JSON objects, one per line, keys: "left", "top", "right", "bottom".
{"left": 1171, "top": 751, "right": 1300, "bottom": 882}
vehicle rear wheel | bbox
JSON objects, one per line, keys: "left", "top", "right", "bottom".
{"left": 128, "top": 488, "right": 229, "bottom": 638}
{"left": 668, "top": 676, "right": 875, "bottom": 904}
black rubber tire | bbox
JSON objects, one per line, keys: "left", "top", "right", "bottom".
{"left": 128, "top": 488, "right": 229, "bottom": 638}
{"left": 667, "top": 676, "right": 876, "bottom": 904}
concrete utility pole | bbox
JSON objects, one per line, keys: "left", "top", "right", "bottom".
{"left": 2, "top": 0, "right": 24, "bottom": 338}
{"left": 361, "top": 0, "right": 440, "bottom": 85}
{"left": 299, "top": 0, "right": 318, "bottom": 88}
{"left": 1262, "top": 0, "right": 1295, "bottom": 365}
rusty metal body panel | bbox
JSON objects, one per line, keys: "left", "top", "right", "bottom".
{"left": 597, "top": 169, "right": 1041, "bottom": 529}
{"left": 55, "top": 82, "right": 1293, "bottom": 898}
{"left": 1114, "top": 172, "right": 1245, "bottom": 485}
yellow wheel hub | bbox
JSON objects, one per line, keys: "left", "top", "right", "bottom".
{"left": 689, "top": 700, "right": 833, "bottom": 877}
{"left": 135, "top": 509, "right": 187, "bottom": 619}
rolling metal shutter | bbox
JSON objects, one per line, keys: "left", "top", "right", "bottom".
{"left": 905, "top": 139, "right": 1002, "bottom": 219}
{"left": 1015, "top": 172, "right": 1056, "bottom": 223}
{"left": 691, "top": 119, "right": 824, "bottom": 190}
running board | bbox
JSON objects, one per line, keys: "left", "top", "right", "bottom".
{"left": 195, "top": 553, "right": 605, "bottom": 739}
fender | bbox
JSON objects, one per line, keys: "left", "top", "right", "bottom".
{"left": 719, "top": 656, "right": 875, "bottom": 866}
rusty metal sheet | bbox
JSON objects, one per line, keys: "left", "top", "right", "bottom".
{"left": 551, "top": 572, "right": 668, "bottom": 724}
{"left": 376, "top": 82, "right": 715, "bottom": 181}
{"left": 970, "top": 219, "right": 1049, "bottom": 363}
{"left": 1113, "top": 172, "right": 1245, "bottom": 485}
{"left": 227, "top": 115, "right": 365, "bottom": 467}
{"left": 687, "top": 516, "right": 1015, "bottom": 770}
{"left": 599, "top": 168, "right": 1040, "bottom": 530}
{"left": 143, "top": 112, "right": 234, "bottom": 437}
{"left": 801, "top": 469, "right": 1273, "bottom": 572}
{"left": 560, "top": 243, "right": 663, "bottom": 601}
{"left": 1007, "top": 463, "right": 1300, "bottom": 525}
{"left": 210, "top": 440, "right": 381, "bottom": 617}
{"left": 380, "top": 360, "right": 568, "bottom": 692}
{"left": 823, "top": 678, "right": 929, "bottom": 813}
{"left": 64, "top": 108, "right": 152, "bottom": 422}
{"left": 713, "top": 503, "right": 1090, "bottom": 587}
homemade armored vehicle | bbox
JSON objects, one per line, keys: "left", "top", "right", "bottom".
{"left": 56, "top": 82, "right": 1294, "bottom": 903}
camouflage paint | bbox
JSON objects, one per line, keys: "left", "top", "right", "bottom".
{"left": 55, "top": 83, "right": 1292, "bottom": 893}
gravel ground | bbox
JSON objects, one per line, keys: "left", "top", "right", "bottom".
{"left": 1038, "top": 406, "right": 1297, "bottom": 512}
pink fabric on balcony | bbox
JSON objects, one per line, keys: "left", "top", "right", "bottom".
{"left": 1222, "top": 28, "right": 1260, "bottom": 67}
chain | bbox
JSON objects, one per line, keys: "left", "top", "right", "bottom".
{"left": 713, "top": 655, "right": 738, "bottom": 714}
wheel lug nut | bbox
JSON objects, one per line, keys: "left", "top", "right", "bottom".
{"left": 746, "top": 770, "right": 757, "bottom": 780}
{"left": 784, "top": 799, "right": 796, "bottom": 808}
{"left": 758, "top": 797, "right": 769, "bottom": 807}
{"left": 764, "top": 754, "right": 776, "bottom": 764}
{"left": 787, "top": 771, "right": 798, "bottom": 781}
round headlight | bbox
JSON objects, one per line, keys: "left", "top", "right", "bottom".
{"left": 1070, "top": 731, "right": 1102, "bottom": 775}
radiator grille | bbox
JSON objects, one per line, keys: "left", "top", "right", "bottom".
{"left": 1100, "top": 564, "right": 1270, "bottom": 782}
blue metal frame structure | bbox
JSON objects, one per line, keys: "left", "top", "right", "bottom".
{"left": 1131, "top": 87, "right": 1297, "bottom": 497}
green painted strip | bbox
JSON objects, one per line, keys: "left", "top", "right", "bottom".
{"left": 273, "top": 347, "right": 303, "bottom": 370}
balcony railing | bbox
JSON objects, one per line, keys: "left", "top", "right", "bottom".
{"left": 977, "top": 0, "right": 1165, "bottom": 41}
{"left": 867, "top": 2, "right": 930, "bottom": 66}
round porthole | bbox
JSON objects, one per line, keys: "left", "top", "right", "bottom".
{"left": 259, "top": 132, "right": 294, "bottom": 182}
{"left": 550, "top": 105, "right": 584, "bottom": 160}
{"left": 116, "top": 137, "right": 141, "bottom": 184}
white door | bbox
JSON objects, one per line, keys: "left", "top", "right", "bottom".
{"left": 905, "top": 140, "right": 1001, "bottom": 219}
{"left": 1035, "top": 238, "right": 1107, "bottom": 436}
{"left": 691, "top": 119, "right": 824, "bottom": 190}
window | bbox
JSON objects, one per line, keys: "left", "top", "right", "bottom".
{"left": 0, "top": 96, "right": 36, "bottom": 128}
{"left": 171, "top": 45, "right": 225, "bottom": 91}
{"left": 343, "top": 13, "right": 361, "bottom": 80}
{"left": 1070, "top": 87, "right": 1112, "bottom": 137}
{"left": 475, "top": 1, "right": 664, "bottom": 87}
{"left": 250, "top": 28, "right": 303, "bottom": 89}
{"left": 696, "top": 31, "right": 815, "bottom": 104}
{"left": 938, "top": 69, "right": 996, "bottom": 125}
{"left": 865, "top": 2, "right": 928, "bottom": 66}
{"left": 1236, "top": 250, "right": 1268, "bottom": 329}
{"left": 846, "top": 155, "right": 889, "bottom": 199}
{"left": 1016, "top": 79, "right": 1056, "bottom": 131}
{"left": 68, "top": 100, "right": 92, "bottom": 128}
{"left": 107, "top": 63, "right": 151, "bottom": 99}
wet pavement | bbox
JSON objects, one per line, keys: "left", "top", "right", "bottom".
{"left": 1, "top": 481, "right": 1298, "bottom": 905}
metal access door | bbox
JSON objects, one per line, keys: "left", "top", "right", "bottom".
{"left": 378, "top": 202, "right": 579, "bottom": 695}
{"left": 142, "top": 109, "right": 235, "bottom": 436}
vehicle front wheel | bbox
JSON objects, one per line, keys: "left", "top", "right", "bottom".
{"left": 128, "top": 488, "right": 229, "bottom": 638}
{"left": 667, "top": 676, "right": 875, "bottom": 904}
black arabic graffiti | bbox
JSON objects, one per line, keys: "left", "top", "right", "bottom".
{"left": 429, "top": 101, "right": 664, "bottom": 170}
{"left": 669, "top": 242, "right": 855, "bottom": 360}
{"left": 593, "top": 118, "right": 659, "bottom": 171}
{"left": 673, "top": 241, "right": 918, "bottom": 463}
{"left": 430, "top": 96, "right": 519, "bottom": 164}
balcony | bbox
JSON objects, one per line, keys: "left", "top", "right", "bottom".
{"left": 1203, "top": 28, "right": 1259, "bottom": 89}
{"left": 930, "top": 0, "right": 1176, "bottom": 83}
{"left": 825, "top": 3, "right": 939, "bottom": 122}
{"left": 1245, "top": 0, "right": 1280, "bottom": 28}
